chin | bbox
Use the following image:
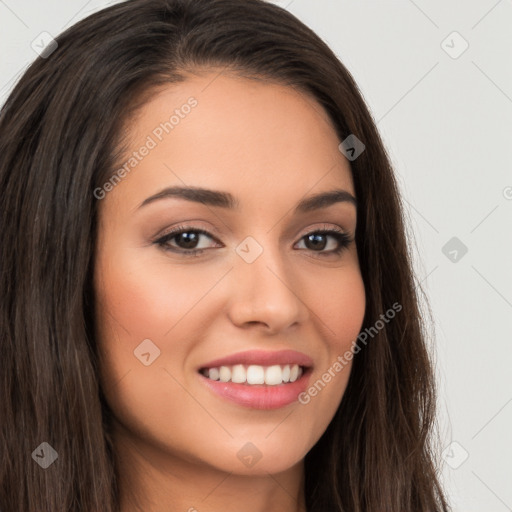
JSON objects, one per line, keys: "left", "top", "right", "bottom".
{"left": 196, "top": 435, "right": 310, "bottom": 476}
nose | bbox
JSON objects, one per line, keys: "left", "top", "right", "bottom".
{"left": 226, "top": 242, "right": 309, "bottom": 333}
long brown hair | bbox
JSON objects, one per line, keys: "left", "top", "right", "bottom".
{"left": 0, "top": 0, "right": 450, "bottom": 510}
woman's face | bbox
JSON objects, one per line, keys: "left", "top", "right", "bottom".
{"left": 94, "top": 71, "right": 366, "bottom": 476}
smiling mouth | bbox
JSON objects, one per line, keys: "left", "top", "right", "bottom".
{"left": 199, "top": 364, "right": 307, "bottom": 386}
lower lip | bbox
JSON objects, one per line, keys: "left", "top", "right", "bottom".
{"left": 198, "top": 369, "right": 312, "bottom": 410}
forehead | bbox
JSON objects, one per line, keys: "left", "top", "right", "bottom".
{"left": 108, "top": 71, "right": 355, "bottom": 212}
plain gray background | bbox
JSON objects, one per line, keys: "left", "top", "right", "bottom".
{"left": 1, "top": 1, "right": 511, "bottom": 510}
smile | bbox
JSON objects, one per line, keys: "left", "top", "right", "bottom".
{"left": 200, "top": 364, "right": 304, "bottom": 386}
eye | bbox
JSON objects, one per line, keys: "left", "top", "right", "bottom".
{"left": 154, "top": 224, "right": 353, "bottom": 256}
{"left": 295, "top": 227, "right": 352, "bottom": 256}
{"left": 154, "top": 225, "right": 220, "bottom": 255}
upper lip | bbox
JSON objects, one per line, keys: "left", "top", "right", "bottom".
{"left": 198, "top": 349, "right": 313, "bottom": 370}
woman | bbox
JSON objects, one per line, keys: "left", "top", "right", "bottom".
{"left": 0, "top": 0, "right": 450, "bottom": 510}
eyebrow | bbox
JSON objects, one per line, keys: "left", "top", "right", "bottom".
{"left": 137, "top": 186, "right": 357, "bottom": 213}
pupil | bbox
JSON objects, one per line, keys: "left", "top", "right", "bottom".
{"left": 177, "top": 232, "right": 198, "bottom": 249}
{"left": 307, "top": 233, "right": 326, "bottom": 250}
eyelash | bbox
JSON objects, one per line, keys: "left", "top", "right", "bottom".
{"left": 154, "top": 224, "right": 353, "bottom": 258}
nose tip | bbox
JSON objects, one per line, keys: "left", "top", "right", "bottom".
{"left": 226, "top": 246, "right": 308, "bottom": 332}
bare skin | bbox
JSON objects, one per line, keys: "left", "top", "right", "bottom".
{"left": 94, "top": 69, "right": 366, "bottom": 512}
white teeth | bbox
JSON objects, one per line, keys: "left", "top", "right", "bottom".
{"left": 247, "top": 365, "right": 265, "bottom": 384}
{"left": 219, "top": 366, "right": 231, "bottom": 382}
{"left": 265, "top": 365, "right": 283, "bottom": 385}
{"left": 202, "top": 364, "right": 304, "bottom": 385}
{"left": 289, "top": 364, "right": 299, "bottom": 383}
{"left": 282, "top": 364, "right": 291, "bottom": 383}
{"left": 231, "top": 364, "right": 246, "bottom": 383}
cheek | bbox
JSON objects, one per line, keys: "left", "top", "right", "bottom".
{"left": 307, "top": 263, "right": 366, "bottom": 349}
{"left": 94, "top": 245, "right": 223, "bottom": 342}
{"left": 296, "top": 264, "right": 365, "bottom": 434}
{"left": 93, "top": 245, "right": 230, "bottom": 423}
{"left": 93, "top": 248, "right": 209, "bottom": 450}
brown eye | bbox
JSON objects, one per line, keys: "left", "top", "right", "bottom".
{"left": 296, "top": 230, "right": 352, "bottom": 255}
{"left": 171, "top": 231, "right": 201, "bottom": 249}
{"left": 155, "top": 227, "right": 220, "bottom": 254}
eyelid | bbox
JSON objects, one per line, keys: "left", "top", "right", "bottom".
{"left": 154, "top": 221, "right": 222, "bottom": 241}
{"left": 154, "top": 224, "right": 222, "bottom": 247}
{"left": 296, "top": 223, "right": 350, "bottom": 238}
{"left": 154, "top": 222, "right": 351, "bottom": 241}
